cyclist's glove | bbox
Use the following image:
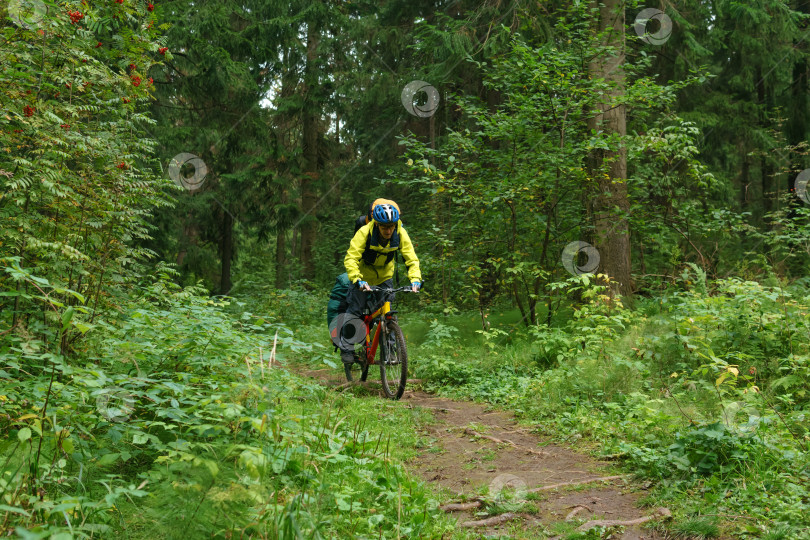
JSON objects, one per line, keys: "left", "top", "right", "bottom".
{"left": 357, "top": 280, "right": 370, "bottom": 291}
{"left": 411, "top": 281, "right": 421, "bottom": 292}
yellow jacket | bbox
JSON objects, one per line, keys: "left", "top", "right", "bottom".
{"left": 345, "top": 220, "right": 422, "bottom": 286}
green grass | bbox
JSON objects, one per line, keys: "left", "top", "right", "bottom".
{"left": 222, "top": 276, "right": 810, "bottom": 539}
{"left": 0, "top": 280, "right": 457, "bottom": 539}
{"left": 402, "top": 277, "right": 810, "bottom": 539}
{"left": 671, "top": 517, "right": 720, "bottom": 539}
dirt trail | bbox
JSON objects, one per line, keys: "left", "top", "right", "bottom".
{"left": 301, "top": 368, "right": 666, "bottom": 538}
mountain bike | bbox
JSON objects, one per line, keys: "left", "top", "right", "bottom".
{"left": 344, "top": 286, "right": 414, "bottom": 400}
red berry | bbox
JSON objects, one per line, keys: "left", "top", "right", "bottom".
{"left": 96, "top": 42, "right": 102, "bottom": 48}
{"left": 67, "top": 10, "right": 84, "bottom": 24}
{"left": 132, "top": 75, "right": 142, "bottom": 86}
{"left": 115, "top": 0, "right": 124, "bottom": 4}
{"left": 123, "top": 97, "right": 131, "bottom": 103}
{"left": 147, "top": 3, "right": 154, "bottom": 12}
{"left": 158, "top": 47, "right": 168, "bottom": 55}
{"left": 148, "top": 77, "right": 153, "bottom": 85}
{"left": 23, "top": 106, "right": 35, "bottom": 117}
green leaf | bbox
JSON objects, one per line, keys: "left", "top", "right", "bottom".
{"left": 97, "top": 453, "right": 120, "bottom": 466}
{"left": 61, "top": 307, "right": 75, "bottom": 330}
{"left": 0, "top": 505, "right": 30, "bottom": 517}
{"left": 61, "top": 437, "right": 75, "bottom": 454}
{"left": 74, "top": 322, "right": 93, "bottom": 334}
{"left": 17, "top": 428, "right": 31, "bottom": 442}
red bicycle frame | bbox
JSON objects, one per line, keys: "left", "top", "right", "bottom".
{"left": 362, "top": 301, "right": 394, "bottom": 364}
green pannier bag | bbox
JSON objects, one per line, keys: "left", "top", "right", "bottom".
{"left": 327, "top": 273, "right": 352, "bottom": 327}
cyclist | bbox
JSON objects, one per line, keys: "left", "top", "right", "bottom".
{"left": 339, "top": 202, "right": 421, "bottom": 366}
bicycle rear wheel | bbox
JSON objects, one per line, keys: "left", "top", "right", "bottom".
{"left": 379, "top": 320, "right": 407, "bottom": 399}
{"left": 344, "top": 346, "right": 369, "bottom": 382}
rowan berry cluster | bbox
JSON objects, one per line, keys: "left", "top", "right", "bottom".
{"left": 132, "top": 75, "right": 142, "bottom": 86}
{"left": 158, "top": 47, "right": 168, "bottom": 55}
{"left": 24, "top": 106, "right": 35, "bottom": 117}
{"left": 147, "top": 3, "right": 154, "bottom": 11}
{"left": 68, "top": 10, "right": 84, "bottom": 24}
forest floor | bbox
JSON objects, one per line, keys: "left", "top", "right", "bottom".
{"left": 298, "top": 366, "right": 670, "bottom": 539}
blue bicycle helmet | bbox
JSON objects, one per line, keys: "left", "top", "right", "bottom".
{"left": 372, "top": 203, "right": 399, "bottom": 224}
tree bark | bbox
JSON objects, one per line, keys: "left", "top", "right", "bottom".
{"left": 757, "top": 67, "right": 776, "bottom": 221}
{"left": 587, "top": 0, "right": 632, "bottom": 298}
{"left": 300, "top": 15, "right": 320, "bottom": 280}
{"left": 275, "top": 229, "right": 287, "bottom": 289}
{"left": 176, "top": 210, "right": 199, "bottom": 268}
{"left": 790, "top": 0, "right": 810, "bottom": 196}
{"left": 220, "top": 210, "right": 233, "bottom": 295}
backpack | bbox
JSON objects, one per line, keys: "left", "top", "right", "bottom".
{"left": 326, "top": 272, "right": 352, "bottom": 327}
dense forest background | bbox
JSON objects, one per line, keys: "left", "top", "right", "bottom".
{"left": 2, "top": 0, "right": 810, "bottom": 538}
{"left": 145, "top": 0, "right": 810, "bottom": 308}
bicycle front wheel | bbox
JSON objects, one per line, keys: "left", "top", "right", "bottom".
{"left": 379, "top": 320, "right": 407, "bottom": 400}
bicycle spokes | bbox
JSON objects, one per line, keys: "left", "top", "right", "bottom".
{"left": 379, "top": 321, "right": 407, "bottom": 400}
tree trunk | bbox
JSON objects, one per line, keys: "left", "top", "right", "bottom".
{"left": 586, "top": 0, "right": 632, "bottom": 299}
{"left": 790, "top": 0, "right": 810, "bottom": 196}
{"left": 275, "top": 230, "right": 287, "bottom": 289}
{"left": 176, "top": 210, "right": 198, "bottom": 268}
{"left": 757, "top": 67, "right": 776, "bottom": 221}
{"left": 740, "top": 152, "right": 751, "bottom": 211}
{"left": 220, "top": 210, "right": 233, "bottom": 295}
{"left": 300, "top": 16, "right": 320, "bottom": 280}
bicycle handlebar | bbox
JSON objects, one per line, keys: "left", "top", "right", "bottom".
{"left": 368, "top": 285, "right": 419, "bottom": 293}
